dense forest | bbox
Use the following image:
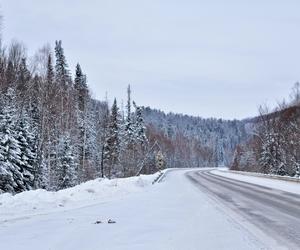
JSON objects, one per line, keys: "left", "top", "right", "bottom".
{"left": 231, "top": 83, "right": 300, "bottom": 177}
{"left": 0, "top": 38, "right": 152, "bottom": 193}
{"left": 143, "top": 108, "right": 247, "bottom": 169}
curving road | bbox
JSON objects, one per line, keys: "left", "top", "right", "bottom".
{"left": 186, "top": 170, "right": 300, "bottom": 250}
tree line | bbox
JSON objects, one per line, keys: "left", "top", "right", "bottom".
{"left": 143, "top": 108, "right": 247, "bottom": 169}
{"left": 231, "top": 83, "right": 300, "bottom": 177}
{"left": 0, "top": 39, "right": 159, "bottom": 193}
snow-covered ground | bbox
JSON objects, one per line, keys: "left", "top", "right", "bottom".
{"left": 0, "top": 168, "right": 266, "bottom": 250}
{"left": 213, "top": 169, "right": 300, "bottom": 195}
{"left": 0, "top": 172, "right": 162, "bottom": 221}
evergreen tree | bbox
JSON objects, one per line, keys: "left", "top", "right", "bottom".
{"left": 103, "top": 98, "right": 120, "bottom": 178}
{"left": 56, "top": 134, "right": 77, "bottom": 190}
{"left": 74, "top": 63, "right": 88, "bottom": 112}
{"left": 54, "top": 40, "right": 70, "bottom": 85}
{"left": 46, "top": 54, "right": 54, "bottom": 85}
{"left": 133, "top": 101, "right": 148, "bottom": 147}
{"left": 17, "top": 57, "right": 30, "bottom": 94}
{"left": 34, "top": 151, "right": 49, "bottom": 189}
{"left": 74, "top": 63, "right": 91, "bottom": 181}
{"left": 54, "top": 40, "right": 72, "bottom": 133}
{"left": 0, "top": 89, "right": 24, "bottom": 193}
{"left": 125, "top": 85, "right": 134, "bottom": 143}
{"left": 16, "top": 112, "right": 36, "bottom": 190}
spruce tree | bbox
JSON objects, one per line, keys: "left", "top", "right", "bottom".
{"left": 103, "top": 98, "right": 120, "bottom": 178}
{"left": 259, "top": 131, "right": 275, "bottom": 174}
{"left": 133, "top": 101, "right": 148, "bottom": 147}
{"left": 74, "top": 63, "right": 91, "bottom": 181}
{"left": 0, "top": 89, "right": 24, "bottom": 193}
{"left": 125, "top": 85, "right": 134, "bottom": 143}
{"left": 54, "top": 40, "right": 70, "bottom": 85}
{"left": 56, "top": 134, "right": 77, "bottom": 190}
{"left": 16, "top": 112, "right": 36, "bottom": 190}
{"left": 74, "top": 63, "right": 88, "bottom": 112}
{"left": 34, "top": 152, "right": 49, "bottom": 189}
{"left": 54, "top": 40, "right": 72, "bottom": 135}
{"left": 47, "top": 54, "right": 54, "bottom": 85}
{"left": 17, "top": 58, "right": 30, "bottom": 94}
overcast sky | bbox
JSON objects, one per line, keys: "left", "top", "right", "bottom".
{"left": 1, "top": 0, "right": 300, "bottom": 119}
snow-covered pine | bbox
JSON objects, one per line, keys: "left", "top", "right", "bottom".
{"left": 74, "top": 63, "right": 88, "bottom": 112}
{"left": 54, "top": 40, "right": 73, "bottom": 133}
{"left": 0, "top": 89, "right": 26, "bottom": 193}
{"left": 55, "top": 40, "right": 70, "bottom": 86}
{"left": 124, "top": 85, "right": 135, "bottom": 145}
{"left": 103, "top": 98, "right": 121, "bottom": 178}
{"left": 56, "top": 134, "right": 77, "bottom": 190}
{"left": 34, "top": 151, "right": 49, "bottom": 189}
{"left": 80, "top": 99, "right": 99, "bottom": 181}
{"left": 74, "top": 63, "right": 89, "bottom": 181}
{"left": 133, "top": 101, "right": 148, "bottom": 147}
{"left": 15, "top": 111, "right": 36, "bottom": 190}
{"left": 119, "top": 86, "right": 145, "bottom": 177}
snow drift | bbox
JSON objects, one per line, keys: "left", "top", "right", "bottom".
{"left": 0, "top": 172, "right": 161, "bottom": 220}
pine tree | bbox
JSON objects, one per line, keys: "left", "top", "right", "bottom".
{"left": 125, "top": 85, "right": 134, "bottom": 143}
{"left": 119, "top": 85, "right": 136, "bottom": 176}
{"left": 47, "top": 54, "right": 54, "bottom": 85}
{"left": 74, "top": 63, "right": 91, "bottom": 181}
{"left": 54, "top": 40, "right": 73, "bottom": 134}
{"left": 259, "top": 130, "right": 276, "bottom": 174}
{"left": 133, "top": 101, "right": 148, "bottom": 147}
{"left": 16, "top": 112, "right": 36, "bottom": 190}
{"left": 74, "top": 63, "right": 88, "bottom": 112}
{"left": 54, "top": 40, "right": 70, "bottom": 85}
{"left": 56, "top": 134, "right": 77, "bottom": 190}
{"left": 103, "top": 98, "right": 120, "bottom": 178}
{"left": 46, "top": 54, "right": 56, "bottom": 101}
{"left": 0, "top": 89, "right": 25, "bottom": 193}
{"left": 34, "top": 151, "right": 49, "bottom": 189}
{"left": 100, "top": 98, "right": 110, "bottom": 178}
{"left": 17, "top": 57, "right": 30, "bottom": 94}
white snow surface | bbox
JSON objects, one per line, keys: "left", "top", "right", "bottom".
{"left": 0, "top": 169, "right": 265, "bottom": 250}
{"left": 0, "top": 172, "right": 162, "bottom": 221}
{"left": 213, "top": 169, "right": 300, "bottom": 195}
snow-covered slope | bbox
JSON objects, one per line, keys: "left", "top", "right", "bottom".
{"left": 0, "top": 172, "right": 162, "bottom": 221}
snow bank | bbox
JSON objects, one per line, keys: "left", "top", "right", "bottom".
{"left": 0, "top": 172, "right": 161, "bottom": 220}
{"left": 213, "top": 170, "right": 300, "bottom": 195}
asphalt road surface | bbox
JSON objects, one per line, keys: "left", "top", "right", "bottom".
{"left": 186, "top": 170, "right": 300, "bottom": 250}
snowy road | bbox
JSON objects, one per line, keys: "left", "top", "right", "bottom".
{"left": 1, "top": 168, "right": 297, "bottom": 250}
{"left": 187, "top": 170, "right": 300, "bottom": 250}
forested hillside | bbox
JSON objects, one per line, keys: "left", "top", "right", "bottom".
{"left": 143, "top": 108, "right": 247, "bottom": 168}
{"left": 231, "top": 83, "right": 300, "bottom": 177}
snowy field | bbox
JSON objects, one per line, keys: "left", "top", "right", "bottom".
{"left": 0, "top": 168, "right": 269, "bottom": 250}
